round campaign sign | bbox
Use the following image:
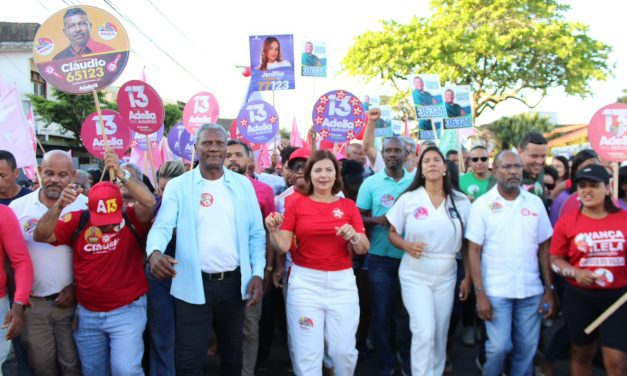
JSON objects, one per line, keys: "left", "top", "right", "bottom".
{"left": 236, "top": 100, "right": 279, "bottom": 144}
{"left": 167, "top": 122, "right": 195, "bottom": 161}
{"left": 117, "top": 80, "right": 164, "bottom": 134}
{"left": 588, "top": 103, "right": 627, "bottom": 162}
{"left": 130, "top": 126, "right": 164, "bottom": 151}
{"left": 312, "top": 90, "right": 365, "bottom": 143}
{"left": 33, "top": 6, "right": 130, "bottom": 94}
{"left": 183, "top": 92, "right": 220, "bottom": 136}
{"left": 80, "top": 110, "right": 130, "bottom": 159}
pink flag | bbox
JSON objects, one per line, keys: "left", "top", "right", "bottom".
{"left": 27, "top": 105, "right": 37, "bottom": 152}
{"left": 403, "top": 118, "right": 410, "bottom": 137}
{"left": 140, "top": 65, "right": 147, "bottom": 82}
{"left": 0, "top": 88, "right": 37, "bottom": 168}
{"left": 289, "top": 117, "right": 304, "bottom": 147}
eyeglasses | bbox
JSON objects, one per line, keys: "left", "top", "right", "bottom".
{"left": 288, "top": 163, "right": 305, "bottom": 172}
{"left": 496, "top": 163, "right": 523, "bottom": 170}
{"left": 471, "top": 157, "right": 488, "bottom": 163}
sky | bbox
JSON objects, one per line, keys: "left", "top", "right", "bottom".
{"left": 3, "top": 0, "right": 626, "bottom": 134}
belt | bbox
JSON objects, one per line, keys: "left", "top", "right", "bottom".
{"left": 32, "top": 293, "right": 60, "bottom": 301}
{"left": 202, "top": 268, "right": 240, "bottom": 281}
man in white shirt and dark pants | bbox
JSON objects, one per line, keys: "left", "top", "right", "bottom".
{"left": 9, "top": 150, "right": 85, "bottom": 374}
{"left": 466, "top": 150, "right": 555, "bottom": 376}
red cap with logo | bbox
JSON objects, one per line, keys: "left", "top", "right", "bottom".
{"left": 87, "top": 182, "right": 123, "bottom": 226}
{"left": 288, "top": 147, "right": 312, "bottom": 162}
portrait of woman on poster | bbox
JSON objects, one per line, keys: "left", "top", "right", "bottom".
{"left": 258, "top": 36, "right": 291, "bottom": 71}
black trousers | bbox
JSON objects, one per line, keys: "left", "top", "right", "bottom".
{"left": 175, "top": 270, "right": 245, "bottom": 376}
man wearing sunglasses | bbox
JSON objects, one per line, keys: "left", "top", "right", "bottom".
{"left": 460, "top": 146, "right": 495, "bottom": 202}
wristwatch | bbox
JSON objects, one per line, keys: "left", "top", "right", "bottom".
{"left": 544, "top": 284, "right": 555, "bottom": 291}
{"left": 265, "top": 266, "right": 274, "bottom": 273}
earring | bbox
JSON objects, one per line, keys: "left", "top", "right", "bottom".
{"left": 443, "top": 172, "right": 447, "bottom": 176}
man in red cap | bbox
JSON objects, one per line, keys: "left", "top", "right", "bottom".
{"left": 33, "top": 150, "right": 156, "bottom": 375}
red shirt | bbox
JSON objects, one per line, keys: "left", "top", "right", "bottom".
{"left": 550, "top": 209, "right": 627, "bottom": 289}
{"left": 0, "top": 205, "right": 33, "bottom": 303}
{"left": 281, "top": 196, "right": 366, "bottom": 271}
{"left": 247, "top": 176, "right": 276, "bottom": 219}
{"left": 53, "top": 206, "right": 148, "bottom": 311}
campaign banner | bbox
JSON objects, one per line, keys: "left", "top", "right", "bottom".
{"left": 249, "top": 34, "right": 295, "bottom": 91}
{"left": 33, "top": 6, "right": 130, "bottom": 94}
{"left": 418, "top": 119, "right": 444, "bottom": 140}
{"left": 80, "top": 109, "right": 130, "bottom": 158}
{"left": 588, "top": 103, "right": 627, "bottom": 162}
{"left": 312, "top": 90, "right": 365, "bottom": 143}
{"left": 117, "top": 80, "right": 164, "bottom": 134}
{"left": 438, "top": 129, "right": 459, "bottom": 156}
{"left": 301, "top": 40, "right": 326, "bottom": 77}
{"left": 130, "top": 126, "right": 164, "bottom": 151}
{"left": 409, "top": 74, "right": 446, "bottom": 119}
{"left": 443, "top": 85, "right": 473, "bottom": 129}
{"left": 167, "top": 122, "right": 195, "bottom": 161}
{"left": 237, "top": 100, "right": 279, "bottom": 144}
{"left": 182, "top": 92, "right": 220, "bottom": 136}
{"left": 375, "top": 105, "right": 393, "bottom": 138}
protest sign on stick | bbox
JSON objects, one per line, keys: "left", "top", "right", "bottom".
{"left": 312, "top": 90, "right": 365, "bottom": 143}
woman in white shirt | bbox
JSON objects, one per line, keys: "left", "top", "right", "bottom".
{"left": 386, "top": 146, "right": 471, "bottom": 375}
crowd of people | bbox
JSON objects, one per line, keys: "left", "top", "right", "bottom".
{"left": 0, "top": 108, "right": 625, "bottom": 376}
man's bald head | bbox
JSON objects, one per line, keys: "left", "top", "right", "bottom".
{"left": 493, "top": 150, "right": 521, "bottom": 167}
{"left": 39, "top": 150, "right": 75, "bottom": 201}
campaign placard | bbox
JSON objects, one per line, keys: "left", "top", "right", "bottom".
{"left": 80, "top": 109, "right": 130, "bottom": 158}
{"left": 237, "top": 100, "right": 279, "bottom": 144}
{"left": 588, "top": 103, "right": 627, "bottom": 162}
{"left": 249, "top": 34, "right": 295, "bottom": 91}
{"left": 167, "top": 122, "right": 195, "bottom": 161}
{"left": 409, "top": 74, "right": 446, "bottom": 119}
{"left": 130, "top": 126, "right": 164, "bottom": 151}
{"left": 182, "top": 92, "right": 220, "bottom": 136}
{"left": 117, "top": 80, "right": 164, "bottom": 134}
{"left": 33, "top": 6, "right": 130, "bottom": 94}
{"left": 375, "top": 105, "right": 393, "bottom": 138}
{"left": 418, "top": 119, "right": 443, "bottom": 140}
{"left": 312, "top": 90, "right": 365, "bottom": 143}
{"left": 301, "top": 40, "right": 326, "bottom": 77}
{"left": 443, "top": 85, "right": 473, "bottom": 129}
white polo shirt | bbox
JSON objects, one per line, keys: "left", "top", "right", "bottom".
{"left": 196, "top": 176, "right": 239, "bottom": 273}
{"left": 9, "top": 189, "right": 88, "bottom": 297}
{"left": 465, "top": 186, "right": 553, "bottom": 299}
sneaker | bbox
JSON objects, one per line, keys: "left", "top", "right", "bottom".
{"left": 462, "top": 326, "right": 476, "bottom": 346}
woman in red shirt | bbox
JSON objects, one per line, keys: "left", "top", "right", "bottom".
{"left": 266, "top": 150, "right": 369, "bottom": 376}
{"left": 550, "top": 164, "right": 627, "bottom": 376}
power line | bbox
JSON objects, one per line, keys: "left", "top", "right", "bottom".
{"left": 100, "top": 0, "right": 208, "bottom": 88}
{"left": 143, "top": 0, "right": 197, "bottom": 47}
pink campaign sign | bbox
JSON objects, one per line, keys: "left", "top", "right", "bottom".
{"left": 588, "top": 103, "right": 627, "bottom": 162}
{"left": 183, "top": 92, "right": 220, "bottom": 136}
{"left": 117, "top": 80, "right": 164, "bottom": 134}
{"left": 80, "top": 109, "right": 130, "bottom": 159}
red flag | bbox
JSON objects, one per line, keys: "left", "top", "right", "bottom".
{"left": 289, "top": 117, "right": 304, "bottom": 147}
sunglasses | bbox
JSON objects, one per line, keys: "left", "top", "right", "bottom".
{"left": 471, "top": 157, "right": 489, "bottom": 163}
{"left": 288, "top": 163, "right": 306, "bottom": 172}
{"left": 545, "top": 183, "right": 556, "bottom": 190}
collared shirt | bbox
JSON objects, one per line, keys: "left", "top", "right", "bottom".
{"left": 10, "top": 189, "right": 87, "bottom": 297}
{"left": 465, "top": 186, "right": 553, "bottom": 299}
{"left": 147, "top": 167, "right": 266, "bottom": 304}
{"left": 53, "top": 39, "right": 114, "bottom": 60}
{"left": 247, "top": 176, "right": 276, "bottom": 219}
{"left": 356, "top": 168, "right": 414, "bottom": 259}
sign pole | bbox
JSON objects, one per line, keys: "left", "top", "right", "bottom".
{"left": 613, "top": 162, "right": 619, "bottom": 201}
{"left": 430, "top": 119, "right": 440, "bottom": 143}
{"left": 189, "top": 148, "right": 196, "bottom": 172}
{"left": 457, "top": 130, "right": 465, "bottom": 173}
{"left": 92, "top": 91, "right": 114, "bottom": 181}
{"left": 145, "top": 134, "right": 158, "bottom": 192}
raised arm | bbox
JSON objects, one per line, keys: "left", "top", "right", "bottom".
{"left": 33, "top": 184, "right": 83, "bottom": 244}
{"left": 363, "top": 108, "right": 380, "bottom": 166}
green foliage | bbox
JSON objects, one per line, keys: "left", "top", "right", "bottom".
{"left": 163, "top": 103, "right": 182, "bottom": 132}
{"left": 483, "top": 113, "right": 555, "bottom": 150}
{"left": 618, "top": 89, "right": 627, "bottom": 104}
{"left": 342, "top": 0, "right": 612, "bottom": 119}
{"left": 28, "top": 89, "right": 117, "bottom": 144}
{"left": 278, "top": 127, "right": 290, "bottom": 140}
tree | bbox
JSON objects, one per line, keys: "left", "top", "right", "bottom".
{"left": 28, "top": 89, "right": 117, "bottom": 144}
{"left": 618, "top": 89, "right": 627, "bottom": 104}
{"left": 482, "top": 113, "right": 555, "bottom": 150}
{"left": 342, "top": 0, "right": 612, "bottom": 120}
{"left": 164, "top": 103, "right": 182, "bottom": 132}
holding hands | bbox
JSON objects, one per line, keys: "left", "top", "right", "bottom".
{"left": 265, "top": 212, "right": 284, "bottom": 232}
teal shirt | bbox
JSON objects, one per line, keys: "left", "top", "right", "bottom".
{"left": 356, "top": 168, "right": 415, "bottom": 259}
{"left": 445, "top": 102, "right": 465, "bottom": 117}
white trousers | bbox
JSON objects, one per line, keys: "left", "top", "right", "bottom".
{"left": 399, "top": 253, "right": 456, "bottom": 376}
{"left": 0, "top": 296, "right": 10, "bottom": 364}
{"left": 287, "top": 264, "right": 359, "bottom": 376}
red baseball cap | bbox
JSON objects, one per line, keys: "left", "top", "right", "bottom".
{"left": 88, "top": 182, "right": 123, "bottom": 226}
{"left": 288, "top": 147, "right": 311, "bottom": 162}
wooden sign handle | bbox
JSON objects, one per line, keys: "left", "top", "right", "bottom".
{"left": 584, "top": 291, "right": 627, "bottom": 334}
{"left": 92, "top": 91, "right": 114, "bottom": 181}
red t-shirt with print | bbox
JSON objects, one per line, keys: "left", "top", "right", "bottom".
{"left": 53, "top": 206, "right": 149, "bottom": 311}
{"left": 550, "top": 209, "right": 627, "bottom": 289}
{"left": 280, "top": 196, "right": 366, "bottom": 271}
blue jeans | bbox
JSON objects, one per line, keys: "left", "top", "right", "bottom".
{"left": 74, "top": 295, "right": 147, "bottom": 376}
{"left": 368, "top": 254, "right": 411, "bottom": 376}
{"left": 483, "top": 294, "right": 542, "bottom": 376}
{"left": 146, "top": 265, "right": 175, "bottom": 376}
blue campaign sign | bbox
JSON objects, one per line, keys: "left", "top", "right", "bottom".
{"left": 249, "top": 34, "right": 295, "bottom": 92}
{"left": 301, "top": 40, "right": 327, "bottom": 77}
{"left": 167, "top": 122, "right": 195, "bottom": 161}
{"left": 443, "top": 84, "right": 473, "bottom": 129}
{"left": 237, "top": 100, "right": 279, "bottom": 144}
{"left": 312, "top": 90, "right": 365, "bottom": 143}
